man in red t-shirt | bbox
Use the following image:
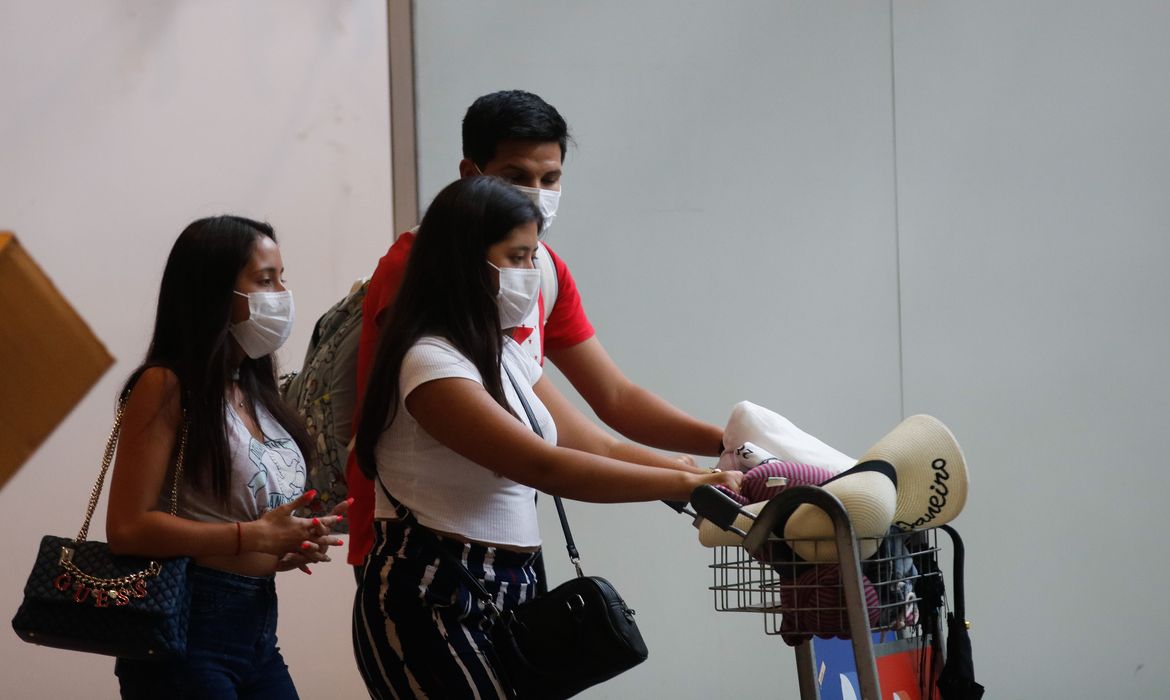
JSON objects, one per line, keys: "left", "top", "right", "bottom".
{"left": 345, "top": 90, "right": 725, "bottom": 567}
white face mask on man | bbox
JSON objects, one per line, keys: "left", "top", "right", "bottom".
{"left": 487, "top": 262, "right": 540, "bottom": 329}
{"left": 230, "top": 290, "right": 295, "bottom": 358}
{"left": 471, "top": 165, "right": 561, "bottom": 234}
{"left": 512, "top": 184, "right": 560, "bottom": 234}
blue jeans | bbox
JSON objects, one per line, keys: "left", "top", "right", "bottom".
{"left": 115, "top": 565, "right": 299, "bottom": 700}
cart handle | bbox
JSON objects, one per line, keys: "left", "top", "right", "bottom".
{"left": 740, "top": 484, "right": 881, "bottom": 698}
{"left": 689, "top": 485, "right": 752, "bottom": 536}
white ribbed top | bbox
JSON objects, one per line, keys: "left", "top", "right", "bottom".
{"left": 373, "top": 336, "right": 556, "bottom": 547}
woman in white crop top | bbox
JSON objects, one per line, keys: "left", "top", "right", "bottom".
{"left": 105, "top": 216, "right": 349, "bottom": 699}
{"left": 350, "top": 177, "right": 743, "bottom": 699}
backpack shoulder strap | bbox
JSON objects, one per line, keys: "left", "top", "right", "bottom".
{"left": 535, "top": 241, "right": 558, "bottom": 323}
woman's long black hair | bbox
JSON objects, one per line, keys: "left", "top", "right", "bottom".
{"left": 122, "top": 216, "right": 314, "bottom": 503}
{"left": 355, "top": 176, "right": 542, "bottom": 478}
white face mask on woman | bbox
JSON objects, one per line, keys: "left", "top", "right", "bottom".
{"left": 488, "top": 262, "right": 540, "bottom": 329}
{"left": 230, "top": 290, "right": 295, "bottom": 358}
{"left": 511, "top": 184, "right": 560, "bottom": 234}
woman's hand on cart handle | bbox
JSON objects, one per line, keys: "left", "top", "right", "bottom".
{"left": 696, "top": 468, "right": 743, "bottom": 494}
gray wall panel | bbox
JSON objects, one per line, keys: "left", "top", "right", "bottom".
{"left": 417, "top": 1, "right": 1170, "bottom": 695}
{"left": 894, "top": 1, "right": 1170, "bottom": 695}
{"left": 415, "top": 1, "right": 901, "bottom": 696}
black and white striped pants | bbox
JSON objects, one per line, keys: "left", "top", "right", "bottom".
{"left": 352, "top": 519, "right": 540, "bottom": 699}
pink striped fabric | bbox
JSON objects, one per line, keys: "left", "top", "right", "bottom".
{"left": 713, "top": 485, "right": 750, "bottom": 505}
{"left": 778, "top": 564, "right": 881, "bottom": 647}
{"left": 742, "top": 460, "right": 838, "bottom": 503}
{"left": 713, "top": 459, "right": 839, "bottom": 506}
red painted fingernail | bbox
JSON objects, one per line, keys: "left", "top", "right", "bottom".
{"left": 346, "top": 498, "right": 354, "bottom": 505}
{"left": 301, "top": 542, "right": 312, "bottom": 551}
{"left": 336, "top": 539, "right": 344, "bottom": 546}
{"left": 337, "top": 515, "right": 345, "bottom": 522}
{"left": 312, "top": 517, "right": 320, "bottom": 527}
{"left": 304, "top": 490, "right": 318, "bottom": 500}
{"left": 302, "top": 567, "right": 312, "bottom": 575}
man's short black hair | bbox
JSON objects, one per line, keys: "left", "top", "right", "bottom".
{"left": 462, "top": 90, "right": 570, "bottom": 167}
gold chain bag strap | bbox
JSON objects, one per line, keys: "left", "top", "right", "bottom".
{"left": 11, "top": 397, "right": 194, "bottom": 660}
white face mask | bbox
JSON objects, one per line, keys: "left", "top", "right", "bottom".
{"left": 470, "top": 165, "right": 561, "bottom": 233}
{"left": 488, "top": 262, "right": 540, "bottom": 329}
{"left": 512, "top": 184, "right": 560, "bottom": 234}
{"left": 230, "top": 290, "right": 295, "bottom": 358}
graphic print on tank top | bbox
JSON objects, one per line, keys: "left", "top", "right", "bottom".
{"left": 245, "top": 436, "right": 306, "bottom": 510}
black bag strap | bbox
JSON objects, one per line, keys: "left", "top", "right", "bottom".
{"left": 374, "top": 475, "right": 505, "bottom": 617}
{"left": 62, "top": 392, "right": 189, "bottom": 589}
{"left": 370, "top": 358, "right": 585, "bottom": 612}
{"left": 501, "top": 363, "right": 583, "bottom": 576}
{"left": 77, "top": 398, "right": 188, "bottom": 544}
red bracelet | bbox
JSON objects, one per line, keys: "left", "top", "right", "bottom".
{"left": 235, "top": 522, "right": 243, "bottom": 555}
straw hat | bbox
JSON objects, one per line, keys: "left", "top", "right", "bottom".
{"left": 782, "top": 461, "right": 898, "bottom": 562}
{"left": 697, "top": 500, "right": 767, "bottom": 547}
{"left": 860, "top": 414, "right": 968, "bottom": 531}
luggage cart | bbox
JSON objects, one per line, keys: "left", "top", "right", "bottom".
{"left": 691, "top": 485, "right": 953, "bottom": 700}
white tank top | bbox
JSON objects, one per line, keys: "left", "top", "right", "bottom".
{"left": 170, "top": 401, "right": 307, "bottom": 522}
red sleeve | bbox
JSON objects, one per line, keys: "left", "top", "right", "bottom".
{"left": 541, "top": 244, "right": 595, "bottom": 352}
{"left": 346, "top": 231, "right": 414, "bottom": 565}
{"left": 354, "top": 232, "right": 415, "bottom": 399}
{"left": 364, "top": 231, "right": 415, "bottom": 339}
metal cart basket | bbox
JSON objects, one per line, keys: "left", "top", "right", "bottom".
{"left": 693, "top": 485, "right": 954, "bottom": 700}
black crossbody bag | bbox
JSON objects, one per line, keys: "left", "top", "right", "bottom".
{"left": 376, "top": 365, "right": 648, "bottom": 699}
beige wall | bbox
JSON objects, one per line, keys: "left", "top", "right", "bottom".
{"left": 0, "top": 2, "right": 390, "bottom": 697}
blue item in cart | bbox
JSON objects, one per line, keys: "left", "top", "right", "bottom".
{"left": 815, "top": 635, "right": 874, "bottom": 700}
{"left": 815, "top": 634, "right": 935, "bottom": 700}
{"left": 865, "top": 528, "right": 923, "bottom": 630}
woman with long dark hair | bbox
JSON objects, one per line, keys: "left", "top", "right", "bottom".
{"left": 352, "top": 176, "right": 742, "bottom": 699}
{"left": 106, "top": 216, "right": 347, "bottom": 699}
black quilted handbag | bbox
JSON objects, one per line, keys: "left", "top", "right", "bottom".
{"left": 11, "top": 400, "right": 192, "bottom": 660}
